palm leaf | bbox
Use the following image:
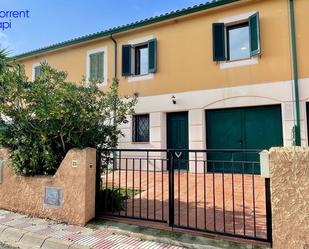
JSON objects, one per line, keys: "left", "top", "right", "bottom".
{"left": 0, "top": 48, "right": 13, "bottom": 74}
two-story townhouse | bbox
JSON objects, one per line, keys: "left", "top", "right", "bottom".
{"left": 14, "top": 0, "right": 309, "bottom": 172}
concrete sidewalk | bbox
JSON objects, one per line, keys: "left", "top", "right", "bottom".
{"left": 0, "top": 210, "right": 185, "bottom": 249}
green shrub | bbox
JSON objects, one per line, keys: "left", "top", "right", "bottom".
{"left": 98, "top": 186, "right": 142, "bottom": 212}
{"left": 99, "top": 187, "right": 127, "bottom": 212}
{"left": 0, "top": 62, "right": 137, "bottom": 175}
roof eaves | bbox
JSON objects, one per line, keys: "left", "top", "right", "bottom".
{"left": 13, "top": 0, "right": 240, "bottom": 60}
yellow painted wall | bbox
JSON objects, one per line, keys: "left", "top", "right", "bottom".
{"left": 294, "top": 0, "right": 309, "bottom": 79}
{"left": 19, "top": 0, "right": 300, "bottom": 97}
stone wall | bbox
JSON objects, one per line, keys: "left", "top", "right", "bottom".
{"left": 0, "top": 147, "right": 96, "bottom": 226}
{"left": 270, "top": 147, "right": 309, "bottom": 249}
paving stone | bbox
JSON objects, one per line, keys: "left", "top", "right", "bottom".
{"left": 4, "top": 218, "right": 29, "bottom": 227}
{"left": 0, "top": 227, "right": 26, "bottom": 242}
{"left": 24, "top": 224, "right": 47, "bottom": 233}
{"left": 68, "top": 243, "right": 90, "bottom": 249}
{"left": 0, "top": 210, "right": 10, "bottom": 215}
{"left": 20, "top": 231, "right": 46, "bottom": 248}
{"left": 42, "top": 237, "right": 73, "bottom": 249}
{"left": 74, "top": 236, "right": 101, "bottom": 247}
{"left": 0, "top": 224, "right": 8, "bottom": 234}
{"left": 48, "top": 230, "right": 73, "bottom": 239}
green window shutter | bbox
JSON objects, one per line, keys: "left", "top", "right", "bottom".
{"left": 89, "top": 54, "right": 96, "bottom": 81}
{"left": 97, "top": 52, "right": 104, "bottom": 82}
{"left": 148, "top": 38, "right": 157, "bottom": 73}
{"left": 212, "top": 23, "right": 226, "bottom": 61}
{"left": 34, "top": 66, "right": 41, "bottom": 78}
{"left": 122, "top": 45, "right": 132, "bottom": 76}
{"left": 249, "top": 12, "right": 261, "bottom": 56}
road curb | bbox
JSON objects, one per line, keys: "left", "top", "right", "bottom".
{"left": 88, "top": 225, "right": 205, "bottom": 249}
{"left": 41, "top": 237, "right": 73, "bottom": 249}
{"left": 0, "top": 226, "right": 27, "bottom": 243}
{"left": 68, "top": 243, "right": 91, "bottom": 249}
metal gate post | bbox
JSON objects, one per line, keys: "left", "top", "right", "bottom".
{"left": 265, "top": 178, "right": 273, "bottom": 245}
{"left": 95, "top": 149, "right": 102, "bottom": 217}
{"left": 168, "top": 150, "right": 175, "bottom": 226}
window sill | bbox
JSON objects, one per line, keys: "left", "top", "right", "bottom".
{"left": 86, "top": 81, "right": 107, "bottom": 88}
{"left": 96, "top": 82, "right": 108, "bottom": 87}
{"left": 132, "top": 141, "right": 150, "bottom": 144}
{"left": 128, "top": 73, "right": 154, "bottom": 83}
{"left": 219, "top": 56, "right": 258, "bottom": 69}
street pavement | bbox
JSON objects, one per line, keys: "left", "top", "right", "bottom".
{"left": 0, "top": 209, "right": 184, "bottom": 249}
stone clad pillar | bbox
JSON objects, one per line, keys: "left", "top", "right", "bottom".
{"left": 188, "top": 109, "right": 206, "bottom": 172}
{"left": 269, "top": 147, "right": 309, "bottom": 249}
{"left": 150, "top": 112, "right": 167, "bottom": 171}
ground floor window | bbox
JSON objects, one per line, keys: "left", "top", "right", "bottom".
{"left": 132, "top": 114, "right": 149, "bottom": 142}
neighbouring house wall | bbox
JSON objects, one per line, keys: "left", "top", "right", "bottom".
{"left": 269, "top": 147, "right": 309, "bottom": 249}
{"left": 0, "top": 147, "right": 96, "bottom": 226}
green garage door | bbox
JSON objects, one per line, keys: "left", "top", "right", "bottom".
{"left": 206, "top": 105, "right": 283, "bottom": 174}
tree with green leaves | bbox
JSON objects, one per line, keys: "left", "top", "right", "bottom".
{"left": 0, "top": 62, "right": 137, "bottom": 175}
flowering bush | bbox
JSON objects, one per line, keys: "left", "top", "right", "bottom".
{"left": 0, "top": 62, "right": 137, "bottom": 175}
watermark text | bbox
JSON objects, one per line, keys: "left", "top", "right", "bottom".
{"left": 0, "top": 10, "right": 30, "bottom": 31}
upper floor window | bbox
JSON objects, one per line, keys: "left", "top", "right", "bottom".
{"left": 132, "top": 114, "right": 149, "bottom": 142}
{"left": 34, "top": 65, "right": 42, "bottom": 78}
{"left": 90, "top": 52, "right": 104, "bottom": 82}
{"left": 122, "top": 38, "right": 157, "bottom": 77}
{"left": 227, "top": 22, "right": 250, "bottom": 61}
{"left": 87, "top": 47, "right": 107, "bottom": 85}
{"left": 212, "top": 12, "right": 260, "bottom": 62}
{"left": 135, "top": 44, "right": 149, "bottom": 75}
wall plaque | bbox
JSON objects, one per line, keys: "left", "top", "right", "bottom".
{"left": 44, "top": 187, "right": 63, "bottom": 207}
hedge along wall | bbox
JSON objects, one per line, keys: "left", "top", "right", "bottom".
{"left": 0, "top": 147, "right": 96, "bottom": 226}
{"left": 270, "top": 147, "right": 309, "bottom": 249}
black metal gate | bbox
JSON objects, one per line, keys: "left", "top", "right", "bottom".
{"left": 96, "top": 149, "right": 272, "bottom": 244}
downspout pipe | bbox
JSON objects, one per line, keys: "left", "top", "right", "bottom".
{"left": 109, "top": 33, "right": 118, "bottom": 170}
{"left": 110, "top": 34, "right": 117, "bottom": 78}
{"left": 289, "top": 0, "right": 301, "bottom": 146}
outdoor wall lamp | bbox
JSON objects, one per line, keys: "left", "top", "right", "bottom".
{"left": 171, "top": 95, "right": 176, "bottom": 104}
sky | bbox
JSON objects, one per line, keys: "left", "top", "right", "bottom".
{"left": 0, "top": 0, "right": 208, "bottom": 56}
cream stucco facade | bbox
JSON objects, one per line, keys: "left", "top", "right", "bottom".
{"left": 118, "top": 79, "right": 309, "bottom": 152}
{"left": 15, "top": 0, "right": 309, "bottom": 152}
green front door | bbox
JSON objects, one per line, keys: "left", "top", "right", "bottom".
{"left": 206, "top": 105, "right": 283, "bottom": 174}
{"left": 167, "top": 112, "right": 189, "bottom": 170}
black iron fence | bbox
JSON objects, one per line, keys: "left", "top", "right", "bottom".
{"left": 96, "top": 148, "right": 272, "bottom": 244}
